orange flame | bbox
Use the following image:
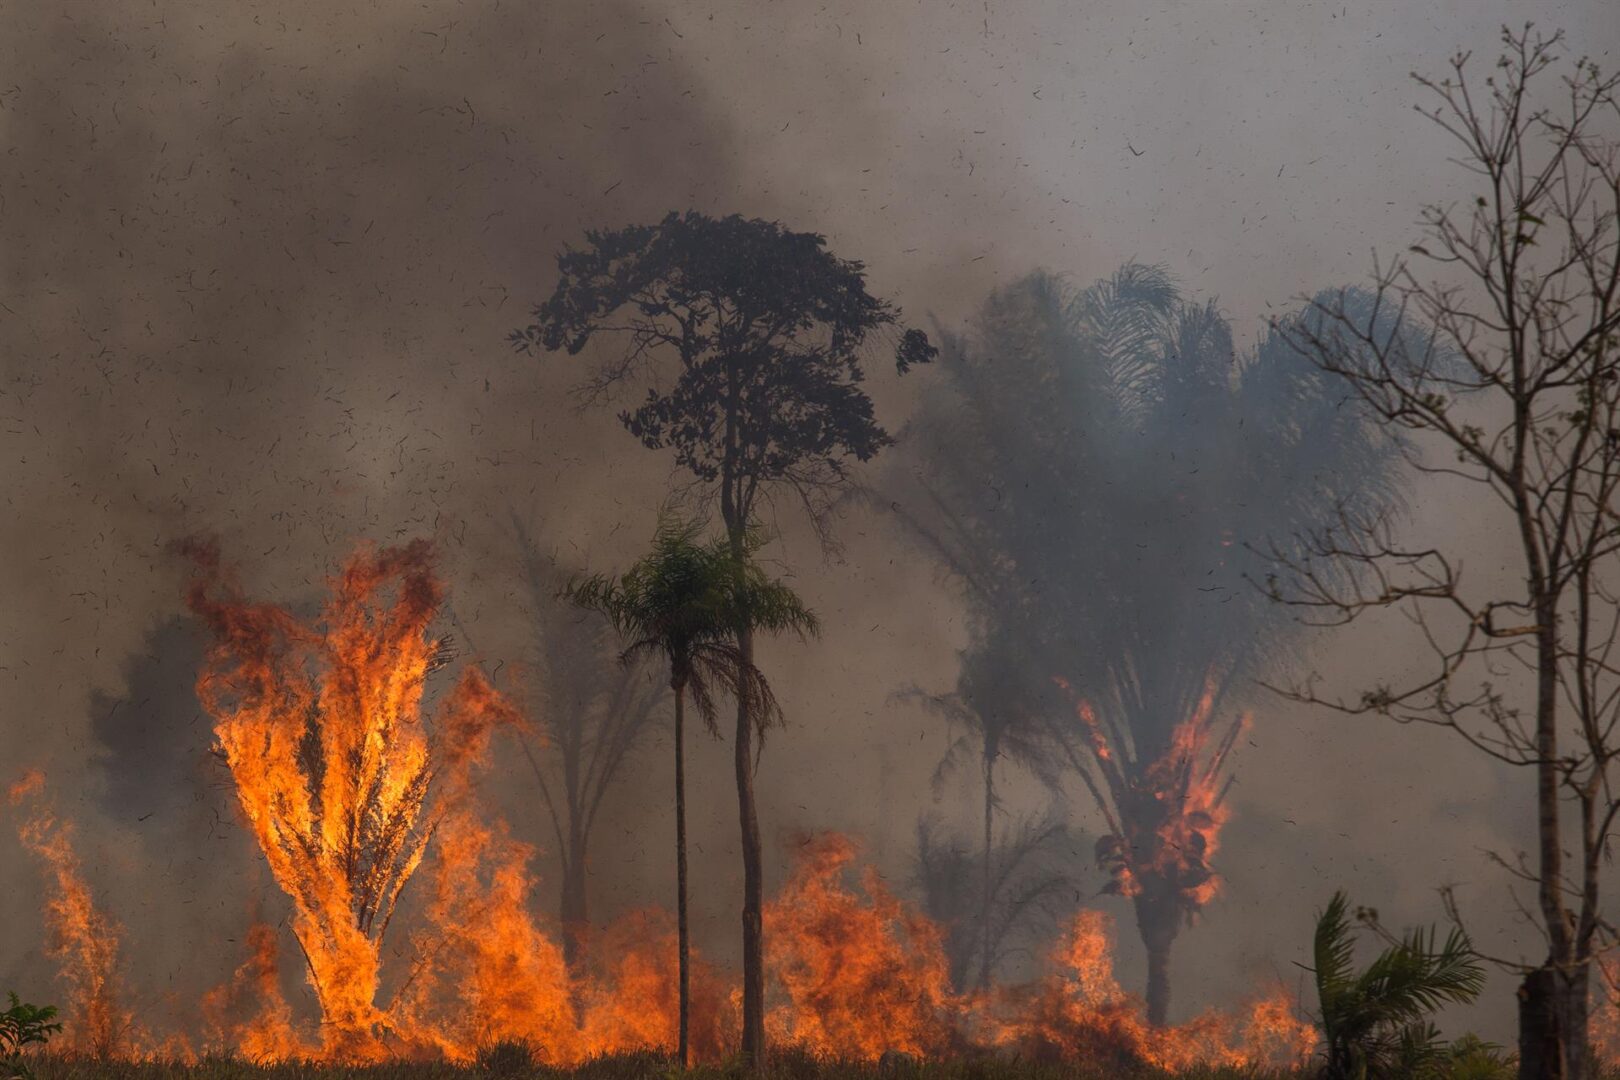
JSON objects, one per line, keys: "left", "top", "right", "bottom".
{"left": 765, "top": 834, "right": 965, "bottom": 1058}
{"left": 1000, "top": 909, "right": 1314, "bottom": 1070}
{"left": 199, "top": 922, "right": 309, "bottom": 1061}
{"left": 7, "top": 771, "right": 138, "bottom": 1059}
{"left": 1063, "top": 673, "right": 1245, "bottom": 913}
{"left": 182, "top": 539, "right": 521, "bottom": 1060}
{"left": 9, "top": 543, "right": 1313, "bottom": 1070}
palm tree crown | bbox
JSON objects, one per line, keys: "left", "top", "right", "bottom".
{"left": 565, "top": 516, "right": 818, "bottom": 731}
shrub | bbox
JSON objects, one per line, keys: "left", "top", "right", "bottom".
{"left": 0, "top": 994, "right": 61, "bottom": 1080}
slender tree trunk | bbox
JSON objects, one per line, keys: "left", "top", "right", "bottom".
{"left": 721, "top": 478, "right": 766, "bottom": 1068}
{"left": 1134, "top": 885, "right": 1178, "bottom": 1028}
{"left": 1520, "top": 602, "right": 1588, "bottom": 1079}
{"left": 674, "top": 681, "right": 691, "bottom": 1069}
{"left": 1145, "top": 937, "right": 1172, "bottom": 1029}
{"left": 560, "top": 840, "right": 589, "bottom": 975}
{"left": 979, "top": 748, "right": 995, "bottom": 992}
{"left": 735, "top": 623, "right": 766, "bottom": 1066}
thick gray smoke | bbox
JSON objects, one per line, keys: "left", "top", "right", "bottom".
{"left": 2, "top": 0, "right": 1617, "bottom": 1047}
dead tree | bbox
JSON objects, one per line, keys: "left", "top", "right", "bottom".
{"left": 1264, "top": 27, "right": 1620, "bottom": 1079}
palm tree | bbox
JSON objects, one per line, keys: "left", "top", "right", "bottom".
{"left": 887, "top": 265, "right": 1407, "bottom": 1026}
{"left": 898, "top": 638, "right": 1064, "bottom": 990}
{"left": 510, "top": 514, "right": 668, "bottom": 973}
{"left": 911, "top": 811, "right": 1080, "bottom": 991}
{"left": 564, "top": 516, "right": 817, "bottom": 1067}
{"left": 1311, "top": 891, "right": 1485, "bottom": 1080}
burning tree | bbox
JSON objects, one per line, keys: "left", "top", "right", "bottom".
{"left": 181, "top": 539, "right": 521, "bottom": 1059}
{"left": 511, "top": 209, "right": 933, "bottom": 1063}
{"left": 1264, "top": 26, "right": 1620, "bottom": 1079}
{"left": 7, "top": 771, "right": 133, "bottom": 1059}
{"left": 889, "top": 266, "right": 1400, "bottom": 1025}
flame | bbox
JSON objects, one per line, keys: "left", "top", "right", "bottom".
{"left": 1136, "top": 679, "right": 1246, "bottom": 909}
{"left": 8, "top": 542, "right": 1313, "bottom": 1069}
{"left": 182, "top": 539, "right": 521, "bottom": 1059}
{"left": 199, "top": 922, "right": 309, "bottom": 1061}
{"left": 7, "top": 771, "right": 138, "bottom": 1059}
{"left": 765, "top": 834, "right": 965, "bottom": 1058}
{"left": 579, "top": 911, "right": 736, "bottom": 1061}
{"left": 1063, "top": 673, "right": 1245, "bottom": 914}
{"left": 1001, "top": 909, "right": 1315, "bottom": 1070}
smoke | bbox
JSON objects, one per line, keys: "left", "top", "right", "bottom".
{"left": 3, "top": 0, "right": 1618, "bottom": 1050}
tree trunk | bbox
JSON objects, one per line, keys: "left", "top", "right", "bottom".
{"left": 735, "top": 623, "right": 766, "bottom": 1066}
{"left": 1519, "top": 962, "right": 1590, "bottom": 1080}
{"left": 560, "top": 841, "right": 589, "bottom": 975}
{"left": 1145, "top": 937, "right": 1172, "bottom": 1029}
{"left": 1522, "top": 599, "right": 1586, "bottom": 1079}
{"left": 979, "top": 749, "right": 995, "bottom": 992}
{"left": 674, "top": 682, "right": 691, "bottom": 1069}
{"left": 1134, "top": 885, "right": 1178, "bottom": 1028}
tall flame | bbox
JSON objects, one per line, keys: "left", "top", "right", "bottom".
{"left": 7, "top": 771, "right": 136, "bottom": 1059}
{"left": 765, "top": 833, "right": 965, "bottom": 1058}
{"left": 182, "top": 539, "right": 520, "bottom": 1059}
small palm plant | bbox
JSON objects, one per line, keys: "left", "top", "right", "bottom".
{"left": 1311, "top": 891, "right": 1487, "bottom": 1079}
{"left": 1, "top": 993, "right": 61, "bottom": 1080}
{"left": 565, "top": 515, "right": 817, "bottom": 1067}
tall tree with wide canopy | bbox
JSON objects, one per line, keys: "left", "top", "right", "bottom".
{"left": 565, "top": 515, "right": 817, "bottom": 1068}
{"left": 512, "top": 210, "right": 932, "bottom": 1062}
{"left": 889, "top": 265, "right": 1402, "bottom": 1026}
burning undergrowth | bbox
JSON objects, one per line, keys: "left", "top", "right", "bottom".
{"left": 8, "top": 541, "right": 1316, "bottom": 1070}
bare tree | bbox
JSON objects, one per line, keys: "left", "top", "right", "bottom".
{"left": 1264, "top": 27, "right": 1620, "bottom": 1078}
{"left": 509, "top": 513, "right": 668, "bottom": 971}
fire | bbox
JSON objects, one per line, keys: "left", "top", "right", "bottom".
{"left": 8, "top": 543, "right": 1314, "bottom": 1070}
{"left": 181, "top": 539, "right": 527, "bottom": 1059}
{"left": 200, "top": 922, "right": 308, "bottom": 1061}
{"left": 1001, "top": 909, "right": 1314, "bottom": 1070}
{"left": 7, "top": 771, "right": 137, "bottom": 1059}
{"left": 1075, "top": 675, "right": 1245, "bottom": 910}
{"left": 765, "top": 833, "right": 965, "bottom": 1058}
{"left": 579, "top": 911, "right": 735, "bottom": 1061}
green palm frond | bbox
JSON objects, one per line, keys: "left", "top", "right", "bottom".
{"left": 1311, "top": 892, "right": 1485, "bottom": 1080}
{"left": 1314, "top": 891, "right": 1359, "bottom": 1013}
{"left": 565, "top": 512, "right": 817, "bottom": 743}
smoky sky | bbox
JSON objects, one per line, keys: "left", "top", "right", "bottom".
{"left": 2, "top": 0, "right": 1618, "bottom": 1045}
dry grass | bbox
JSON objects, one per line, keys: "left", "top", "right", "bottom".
{"left": 22, "top": 1049, "right": 1310, "bottom": 1080}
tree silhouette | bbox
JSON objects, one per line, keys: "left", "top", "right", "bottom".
{"left": 513, "top": 209, "right": 930, "bottom": 1062}
{"left": 890, "top": 266, "right": 1399, "bottom": 1026}
{"left": 911, "top": 811, "right": 1081, "bottom": 992}
{"left": 898, "top": 636, "right": 1065, "bottom": 991}
{"left": 565, "top": 515, "right": 817, "bottom": 1067}
{"left": 509, "top": 513, "right": 668, "bottom": 972}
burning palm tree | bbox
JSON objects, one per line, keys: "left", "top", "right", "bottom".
{"left": 887, "top": 265, "right": 1402, "bottom": 1025}
{"left": 181, "top": 539, "right": 521, "bottom": 1059}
